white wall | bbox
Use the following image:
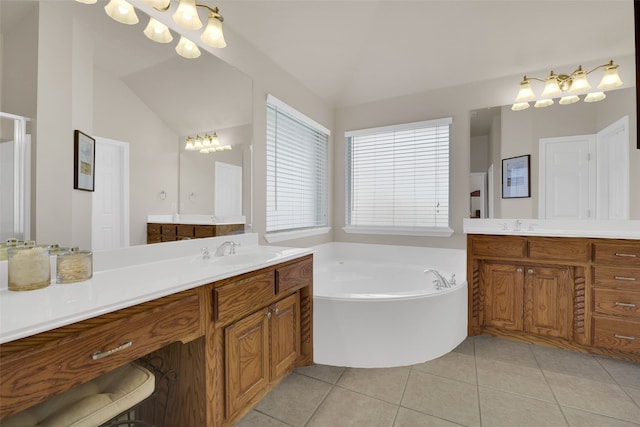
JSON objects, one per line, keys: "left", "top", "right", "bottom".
{"left": 470, "top": 135, "right": 489, "bottom": 173}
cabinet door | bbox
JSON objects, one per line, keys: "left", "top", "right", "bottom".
{"left": 524, "top": 266, "right": 571, "bottom": 339}
{"left": 270, "top": 293, "right": 301, "bottom": 380}
{"left": 225, "top": 308, "right": 270, "bottom": 418}
{"left": 482, "top": 263, "right": 524, "bottom": 331}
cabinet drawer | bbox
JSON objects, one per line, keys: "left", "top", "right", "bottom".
{"left": 528, "top": 237, "right": 590, "bottom": 262}
{"left": 147, "top": 223, "right": 161, "bottom": 235}
{"left": 593, "top": 288, "right": 640, "bottom": 320}
{"left": 215, "top": 224, "right": 244, "bottom": 237}
{"left": 592, "top": 316, "right": 640, "bottom": 353}
{"left": 177, "top": 224, "right": 195, "bottom": 238}
{"left": 593, "top": 266, "right": 640, "bottom": 289}
{"left": 194, "top": 225, "right": 215, "bottom": 238}
{"left": 470, "top": 235, "right": 527, "bottom": 258}
{"left": 594, "top": 242, "right": 640, "bottom": 266}
{"left": 276, "top": 256, "right": 313, "bottom": 294}
{"left": 161, "top": 224, "right": 177, "bottom": 236}
{"left": 0, "top": 292, "right": 201, "bottom": 419}
{"left": 214, "top": 271, "right": 275, "bottom": 323}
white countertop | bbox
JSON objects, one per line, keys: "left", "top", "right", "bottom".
{"left": 0, "top": 234, "right": 312, "bottom": 344}
{"left": 463, "top": 218, "right": 640, "bottom": 240}
{"left": 147, "top": 214, "right": 246, "bottom": 225}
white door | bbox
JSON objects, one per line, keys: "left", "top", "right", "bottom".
{"left": 92, "top": 137, "right": 129, "bottom": 250}
{"left": 539, "top": 135, "right": 595, "bottom": 220}
{"left": 596, "top": 116, "right": 629, "bottom": 220}
{"left": 214, "top": 161, "right": 242, "bottom": 220}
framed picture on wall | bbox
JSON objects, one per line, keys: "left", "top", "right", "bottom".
{"left": 74, "top": 130, "right": 95, "bottom": 192}
{"left": 502, "top": 154, "right": 530, "bottom": 198}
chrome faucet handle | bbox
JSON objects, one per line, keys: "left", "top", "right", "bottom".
{"left": 449, "top": 274, "right": 456, "bottom": 286}
{"left": 201, "top": 247, "right": 210, "bottom": 259}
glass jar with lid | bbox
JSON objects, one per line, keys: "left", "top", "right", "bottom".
{"left": 0, "top": 238, "right": 19, "bottom": 261}
{"left": 8, "top": 241, "right": 51, "bottom": 291}
{"left": 57, "top": 247, "right": 93, "bottom": 284}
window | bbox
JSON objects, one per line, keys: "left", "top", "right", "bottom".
{"left": 345, "top": 118, "right": 452, "bottom": 236}
{"left": 266, "top": 95, "right": 329, "bottom": 236}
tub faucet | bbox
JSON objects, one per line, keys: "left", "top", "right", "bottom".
{"left": 423, "top": 269, "right": 456, "bottom": 289}
{"left": 215, "top": 241, "right": 239, "bottom": 257}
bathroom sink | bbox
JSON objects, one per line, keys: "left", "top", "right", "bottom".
{"left": 212, "top": 252, "right": 280, "bottom": 267}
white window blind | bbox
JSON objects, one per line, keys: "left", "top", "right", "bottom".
{"left": 345, "top": 118, "right": 451, "bottom": 232}
{"left": 266, "top": 96, "right": 329, "bottom": 233}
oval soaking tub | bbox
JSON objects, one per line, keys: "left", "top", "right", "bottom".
{"left": 312, "top": 242, "right": 467, "bottom": 368}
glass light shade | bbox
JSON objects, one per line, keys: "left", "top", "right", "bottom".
{"left": 199, "top": 148, "right": 210, "bottom": 154}
{"left": 175, "top": 36, "right": 201, "bottom": 59}
{"left": 541, "top": 75, "right": 562, "bottom": 98}
{"left": 584, "top": 92, "right": 606, "bottom": 103}
{"left": 144, "top": 18, "right": 173, "bottom": 43}
{"left": 193, "top": 136, "right": 203, "bottom": 149}
{"left": 203, "top": 136, "right": 212, "bottom": 147}
{"left": 534, "top": 99, "right": 554, "bottom": 108}
{"left": 104, "top": 0, "right": 139, "bottom": 25}
{"left": 76, "top": 0, "right": 98, "bottom": 4}
{"left": 184, "top": 139, "right": 194, "bottom": 150}
{"left": 142, "top": 0, "right": 170, "bottom": 10}
{"left": 173, "top": 0, "right": 203, "bottom": 30}
{"left": 515, "top": 79, "right": 535, "bottom": 102}
{"left": 210, "top": 132, "right": 220, "bottom": 145}
{"left": 597, "top": 65, "right": 623, "bottom": 90}
{"left": 224, "top": 145, "right": 232, "bottom": 151}
{"left": 569, "top": 69, "right": 591, "bottom": 93}
{"left": 559, "top": 95, "right": 580, "bottom": 105}
{"left": 201, "top": 12, "right": 227, "bottom": 48}
{"left": 511, "top": 102, "right": 530, "bottom": 111}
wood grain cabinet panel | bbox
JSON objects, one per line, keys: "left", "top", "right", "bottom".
{"left": 593, "top": 266, "right": 640, "bottom": 289}
{"left": 524, "top": 266, "right": 572, "bottom": 339}
{"left": 276, "top": 256, "right": 313, "bottom": 294}
{"left": 482, "top": 263, "right": 524, "bottom": 331}
{"left": 270, "top": 293, "right": 301, "bottom": 380}
{"left": 528, "top": 237, "right": 590, "bottom": 263}
{"left": 594, "top": 243, "right": 640, "bottom": 266}
{"left": 471, "top": 235, "right": 527, "bottom": 258}
{"left": 592, "top": 316, "right": 640, "bottom": 352}
{"left": 0, "top": 291, "right": 201, "bottom": 419}
{"left": 213, "top": 271, "right": 275, "bottom": 323}
{"left": 593, "top": 288, "right": 640, "bottom": 320}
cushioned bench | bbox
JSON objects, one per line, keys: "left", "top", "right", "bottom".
{"left": 2, "top": 363, "right": 155, "bottom": 427}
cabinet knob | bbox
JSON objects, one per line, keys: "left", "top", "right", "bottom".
{"left": 527, "top": 269, "right": 534, "bottom": 274}
{"left": 266, "top": 311, "right": 272, "bottom": 319}
{"left": 516, "top": 268, "right": 523, "bottom": 273}
{"left": 273, "top": 307, "right": 280, "bottom": 314}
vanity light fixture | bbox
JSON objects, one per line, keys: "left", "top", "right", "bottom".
{"left": 75, "top": 0, "right": 227, "bottom": 52}
{"left": 512, "top": 60, "right": 623, "bottom": 111}
{"left": 104, "top": 0, "right": 139, "bottom": 25}
{"left": 184, "top": 133, "right": 231, "bottom": 154}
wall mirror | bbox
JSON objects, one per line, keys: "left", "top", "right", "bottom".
{"left": 470, "top": 86, "right": 638, "bottom": 220}
{"left": 0, "top": 0, "right": 253, "bottom": 246}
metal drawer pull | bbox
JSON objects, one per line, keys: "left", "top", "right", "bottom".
{"left": 614, "top": 334, "right": 636, "bottom": 341}
{"left": 614, "top": 302, "right": 637, "bottom": 308}
{"left": 615, "top": 253, "right": 637, "bottom": 258}
{"left": 91, "top": 341, "right": 133, "bottom": 360}
{"left": 614, "top": 276, "right": 637, "bottom": 281}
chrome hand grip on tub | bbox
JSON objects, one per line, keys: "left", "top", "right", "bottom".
{"left": 91, "top": 341, "right": 133, "bottom": 360}
{"left": 614, "top": 302, "right": 637, "bottom": 308}
{"left": 614, "top": 334, "right": 636, "bottom": 341}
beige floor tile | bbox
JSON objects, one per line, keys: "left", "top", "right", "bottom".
{"left": 474, "top": 336, "right": 538, "bottom": 368}
{"left": 476, "top": 357, "right": 555, "bottom": 402}
{"left": 233, "top": 410, "right": 291, "bottom": 427}
{"left": 452, "top": 336, "right": 475, "bottom": 356}
{"left": 295, "top": 363, "right": 346, "bottom": 385}
{"left": 597, "top": 357, "right": 640, "bottom": 388}
{"left": 337, "top": 366, "right": 410, "bottom": 404}
{"left": 532, "top": 345, "right": 614, "bottom": 383}
{"left": 393, "top": 407, "right": 461, "bottom": 427}
{"left": 478, "top": 387, "right": 567, "bottom": 427}
{"left": 402, "top": 370, "right": 480, "bottom": 427}
{"left": 306, "top": 387, "right": 397, "bottom": 427}
{"left": 562, "top": 406, "right": 640, "bottom": 427}
{"left": 545, "top": 372, "right": 640, "bottom": 423}
{"left": 412, "top": 351, "right": 477, "bottom": 385}
{"left": 254, "top": 372, "right": 332, "bottom": 427}
{"left": 624, "top": 385, "right": 640, "bottom": 406}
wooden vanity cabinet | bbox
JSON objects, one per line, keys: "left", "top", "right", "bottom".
{"left": 468, "top": 234, "right": 640, "bottom": 361}
{"left": 147, "top": 223, "right": 244, "bottom": 243}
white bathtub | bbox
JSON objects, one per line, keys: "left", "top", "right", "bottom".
{"left": 312, "top": 242, "right": 468, "bottom": 368}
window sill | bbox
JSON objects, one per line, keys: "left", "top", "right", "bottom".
{"left": 265, "top": 227, "right": 331, "bottom": 243}
{"left": 342, "top": 226, "right": 454, "bottom": 237}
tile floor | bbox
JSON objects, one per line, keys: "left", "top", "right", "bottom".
{"left": 234, "top": 336, "right": 640, "bottom": 427}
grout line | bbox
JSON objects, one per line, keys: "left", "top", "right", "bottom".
{"left": 471, "top": 337, "right": 484, "bottom": 427}
{"left": 592, "top": 356, "right": 640, "bottom": 409}
{"left": 531, "top": 350, "right": 571, "bottom": 426}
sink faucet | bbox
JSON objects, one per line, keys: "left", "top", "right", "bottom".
{"left": 201, "top": 247, "right": 210, "bottom": 260}
{"left": 514, "top": 219, "right": 522, "bottom": 231}
{"left": 215, "top": 241, "right": 239, "bottom": 257}
{"left": 424, "top": 269, "right": 456, "bottom": 290}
